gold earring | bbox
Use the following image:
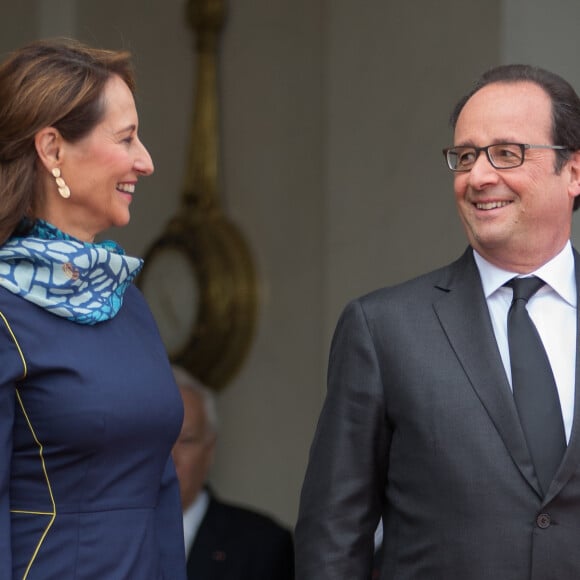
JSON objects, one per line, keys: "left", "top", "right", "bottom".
{"left": 51, "top": 167, "right": 71, "bottom": 199}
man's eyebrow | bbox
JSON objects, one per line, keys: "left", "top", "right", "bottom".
{"left": 453, "top": 138, "right": 521, "bottom": 147}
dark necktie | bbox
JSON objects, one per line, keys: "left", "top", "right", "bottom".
{"left": 506, "top": 276, "right": 566, "bottom": 495}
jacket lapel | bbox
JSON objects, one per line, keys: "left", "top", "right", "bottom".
{"left": 432, "top": 248, "right": 542, "bottom": 496}
{"left": 543, "top": 248, "right": 580, "bottom": 501}
{"left": 187, "top": 495, "right": 219, "bottom": 579}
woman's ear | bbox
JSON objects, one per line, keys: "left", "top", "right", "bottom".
{"left": 34, "top": 127, "right": 62, "bottom": 170}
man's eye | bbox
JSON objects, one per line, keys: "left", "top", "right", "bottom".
{"left": 457, "top": 150, "right": 475, "bottom": 166}
{"left": 494, "top": 145, "right": 520, "bottom": 159}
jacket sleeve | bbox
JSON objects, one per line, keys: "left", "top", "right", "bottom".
{"left": 0, "top": 312, "right": 26, "bottom": 579}
{"left": 295, "top": 299, "right": 390, "bottom": 579}
{"left": 0, "top": 370, "right": 15, "bottom": 579}
{"left": 156, "top": 454, "right": 187, "bottom": 580}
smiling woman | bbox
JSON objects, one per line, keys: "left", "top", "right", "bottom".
{"left": 0, "top": 38, "right": 186, "bottom": 579}
{"left": 34, "top": 74, "right": 154, "bottom": 241}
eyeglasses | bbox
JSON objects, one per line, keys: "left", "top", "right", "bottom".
{"left": 442, "top": 143, "right": 569, "bottom": 172}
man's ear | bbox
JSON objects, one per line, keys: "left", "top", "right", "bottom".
{"left": 207, "top": 433, "right": 217, "bottom": 467}
{"left": 34, "top": 127, "right": 62, "bottom": 171}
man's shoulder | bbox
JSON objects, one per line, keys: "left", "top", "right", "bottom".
{"left": 357, "top": 248, "right": 473, "bottom": 307}
{"left": 190, "top": 494, "right": 294, "bottom": 579}
{"left": 208, "top": 495, "right": 291, "bottom": 538}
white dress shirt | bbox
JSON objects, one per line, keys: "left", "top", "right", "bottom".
{"left": 473, "top": 243, "right": 577, "bottom": 442}
{"left": 182, "top": 488, "right": 210, "bottom": 557}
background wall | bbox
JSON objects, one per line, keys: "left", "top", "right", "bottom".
{"left": 0, "top": 0, "right": 579, "bottom": 529}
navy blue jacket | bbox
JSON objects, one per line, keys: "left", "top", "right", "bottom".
{"left": 0, "top": 284, "right": 186, "bottom": 579}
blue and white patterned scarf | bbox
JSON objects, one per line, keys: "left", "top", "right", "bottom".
{"left": 0, "top": 220, "right": 143, "bottom": 324}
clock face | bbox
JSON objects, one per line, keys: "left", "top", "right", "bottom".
{"left": 138, "top": 214, "right": 257, "bottom": 390}
{"left": 139, "top": 245, "right": 199, "bottom": 357}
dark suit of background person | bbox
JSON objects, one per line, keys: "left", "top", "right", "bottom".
{"left": 295, "top": 64, "right": 580, "bottom": 580}
{"left": 171, "top": 365, "right": 295, "bottom": 580}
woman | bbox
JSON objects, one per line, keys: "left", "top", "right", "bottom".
{"left": 0, "top": 38, "right": 186, "bottom": 579}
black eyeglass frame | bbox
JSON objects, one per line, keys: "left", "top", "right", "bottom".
{"left": 442, "top": 143, "right": 569, "bottom": 172}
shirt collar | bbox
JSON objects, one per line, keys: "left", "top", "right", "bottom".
{"left": 182, "top": 488, "right": 210, "bottom": 554}
{"left": 473, "top": 242, "right": 576, "bottom": 307}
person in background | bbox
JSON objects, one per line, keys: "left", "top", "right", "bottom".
{"left": 171, "top": 365, "right": 295, "bottom": 580}
{"left": 296, "top": 64, "right": 580, "bottom": 579}
{"left": 0, "top": 38, "right": 186, "bottom": 579}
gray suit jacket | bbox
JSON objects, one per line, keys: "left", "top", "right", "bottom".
{"left": 295, "top": 247, "right": 580, "bottom": 580}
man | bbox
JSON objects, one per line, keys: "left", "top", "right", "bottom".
{"left": 295, "top": 65, "right": 580, "bottom": 579}
{"left": 171, "top": 366, "right": 294, "bottom": 580}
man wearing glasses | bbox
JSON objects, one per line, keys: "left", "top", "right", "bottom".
{"left": 296, "top": 65, "right": 580, "bottom": 579}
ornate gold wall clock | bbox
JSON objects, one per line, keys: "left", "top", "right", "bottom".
{"left": 138, "top": 0, "right": 258, "bottom": 390}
